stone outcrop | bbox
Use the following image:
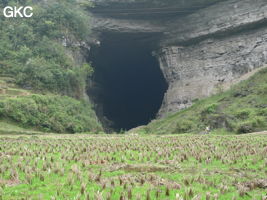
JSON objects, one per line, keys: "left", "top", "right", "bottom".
{"left": 157, "top": 26, "right": 267, "bottom": 116}
{"left": 89, "top": 0, "right": 267, "bottom": 117}
{"left": 163, "top": 0, "right": 267, "bottom": 45}
{"left": 90, "top": 15, "right": 164, "bottom": 34}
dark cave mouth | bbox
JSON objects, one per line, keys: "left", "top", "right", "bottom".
{"left": 89, "top": 33, "right": 167, "bottom": 131}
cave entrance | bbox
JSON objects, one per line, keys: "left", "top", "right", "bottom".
{"left": 89, "top": 33, "right": 167, "bottom": 131}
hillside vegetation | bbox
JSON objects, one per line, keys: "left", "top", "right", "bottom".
{"left": 138, "top": 67, "right": 267, "bottom": 135}
{"left": 0, "top": 0, "right": 92, "bottom": 96}
{"left": 0, "top": 0, "right": 103, "bottom": 133}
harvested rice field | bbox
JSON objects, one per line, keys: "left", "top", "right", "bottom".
{"left": 0, "top": 134, "right": 266, "bottom": 200}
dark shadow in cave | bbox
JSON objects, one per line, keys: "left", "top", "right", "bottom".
{"left": 89, "top": 33, "right": 167, "bottom": 131}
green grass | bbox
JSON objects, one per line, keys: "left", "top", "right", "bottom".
{"left": 0, "top": 134, "right": 266, "bottom": 199}
{"left": 0, "top": 94, "right": 103, "bottom": 133}
{"left": 0, "top": 77, "right": 103, "bottom": 134}
{"left": 138, "top": 67, "right": 267, "bottom": 135}
{"left": 0, "top": 121, "right": 28, "bottom": 132}
{"left": 0, "top": 121, "right": 47, "bottom": 135}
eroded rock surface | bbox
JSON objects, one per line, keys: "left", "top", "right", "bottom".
{"left": 157, "top": 27, "right": 267, "bottom": 116}
{"left": 89, "top": 0, "right": 267, "bottom": 117}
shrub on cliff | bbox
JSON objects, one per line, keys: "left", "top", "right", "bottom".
{"left": 174, "top": 119, "right": 195, "bottom": 133}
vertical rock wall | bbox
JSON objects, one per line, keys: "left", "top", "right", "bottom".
{"left": 157, "top": 27, "right": 267, "bottom": 116}
{"left": 155, "top": 0, "right": 267, "bottom": 117}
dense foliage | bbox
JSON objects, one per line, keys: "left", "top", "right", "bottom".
{"left": 0, "top": 0, "right": 92, "bottom": 97}
{"left": 0, "top": 94, "right": 102, "bottom": 133}
{"left": 139, "top": 67, "right": 267, "bottom": 134}
{"left": 0, "top": 0, "right": 103, "bottom": 133}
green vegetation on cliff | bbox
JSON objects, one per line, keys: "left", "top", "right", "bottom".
{"left": 139, "top": 67, "right": 267, "bottom": 135}
{"left": 0, "top": 0, "right": 91, "bottom": 96}
{"left": 0, "top": 0, "right": 103, "bottom": 133}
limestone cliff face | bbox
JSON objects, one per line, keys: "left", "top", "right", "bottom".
{"left": 89, "top": 0, "right": 267, "bottom": 117}
{"left": 157, "top": 27, "right": 267, "bottom": 115}
{"left": 156, "top": 0, "right": 267, "bottom": 117}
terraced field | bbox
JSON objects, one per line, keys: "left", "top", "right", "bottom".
{"left": 0, "top": 134, "right": 266, "bottom": 200}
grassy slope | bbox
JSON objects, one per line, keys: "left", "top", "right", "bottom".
{"left": 0, "top": 77, "right": 103, "bottom": 134}
{"left": 137, "top": 67, "right": 267, "bottom": 135}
